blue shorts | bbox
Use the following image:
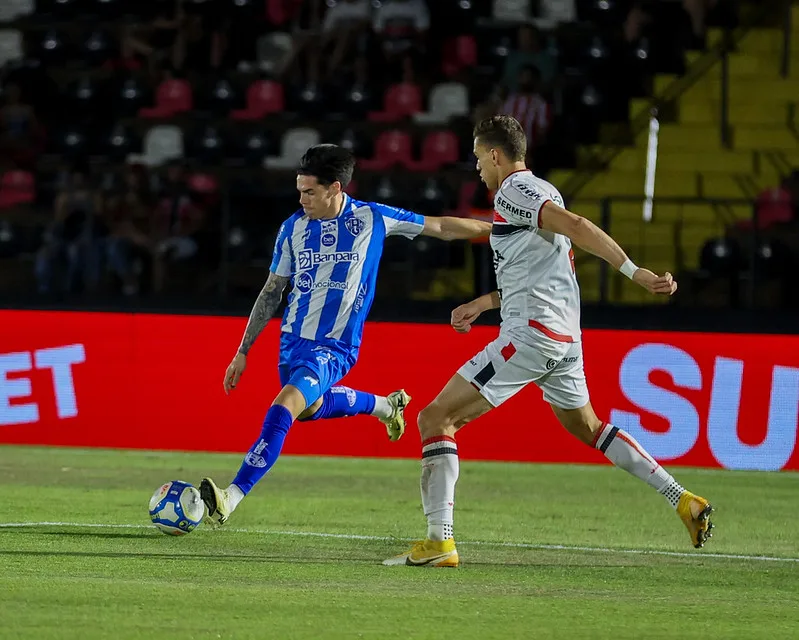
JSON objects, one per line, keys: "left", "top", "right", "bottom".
{"left": 278, "top": 332, "right": 359, "bottom": 408}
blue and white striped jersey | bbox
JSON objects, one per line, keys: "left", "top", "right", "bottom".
{"left": 270, "top": 194, "right": 425, "bottom": 348}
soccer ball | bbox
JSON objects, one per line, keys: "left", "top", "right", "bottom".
{"left": 148, "top": 480, "right": 205, "bottom": 536}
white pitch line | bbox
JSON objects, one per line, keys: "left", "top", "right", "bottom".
{"left": 1, "top": 521, "right": 797, "bottom": 564}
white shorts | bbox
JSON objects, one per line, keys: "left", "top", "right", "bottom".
{"left": 458, "top": 325, "right": 590, "bottom": 410}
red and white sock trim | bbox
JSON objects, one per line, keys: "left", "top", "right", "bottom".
{"left": 422, "top": 435, "right": 458, "bottom": 458}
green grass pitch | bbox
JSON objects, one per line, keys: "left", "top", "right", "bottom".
{"left": 0, "top": 446, "right": 797, "bottom": 639}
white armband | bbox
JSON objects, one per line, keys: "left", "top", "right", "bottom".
{"left": 619, "top": 259, "right": 639, "bottom": 280}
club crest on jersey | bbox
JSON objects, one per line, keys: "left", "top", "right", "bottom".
{"left": 345, "top": 215, "right": 365, "bottom": 236}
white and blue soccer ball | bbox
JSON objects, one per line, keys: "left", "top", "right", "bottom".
{"left": 149, "top": 480, "right": 205, "bottom": 536}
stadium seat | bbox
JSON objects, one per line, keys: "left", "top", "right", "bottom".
{"left": 188, "top": 172, "right": 220, "bottom": 207}
{"left": 415, "top": 177, "right": 449, "bottom": 216}
{"left": 67, "top": 76, "right": 101, "bottom": 115}
{"left": 359, "top": 130, "right": 414, "bottom": 171}
{"left": 0, "top": 0, "right": 33, "bottom": 20}
{"left": 101, "top": 123, "right": 137, "bottom": 161}
{"left": 336, "top": 128, "right": 370, "bottom": 160}
{"left": 0, "top": 170, "right": 34, "bottom": 209}
{"left": 114, "top": 76, "right": 147, "bottom": 116}
{"left": 414, "top": 130, "right": 460, "bottom": 171}
{"left": 492, "top": 0, "right": 533, "bottom": 22}
{"left": 257, "top": 32, "right": 293, "bottom": 75}
{"left": 699, "top": 237, "right": 745, "bottom": 277}
{"left": 139, "top": 79, "right": 193, "bottom": 118}
{"left": 368, "top": 83, "right": 423, "bottom": 122}
{"left": 205, "top": 78, "right": 237, "bottom": 116}
{"left": 191, "top": 125, "right": 226, "bottom": 163}
{"left": 264, "top": 127, "right": 320, "bottom": 169}
{"left": 83, "top": 28, "right": 113, "bottom": 66}
{"left": 441, "top": 35, "right": 478, "bottom": 77}
{"left": 231, "top": 80, "right": 284, "bottom": 120}
{"left": 133, "top": 125, "right": 184, "bottom": 167}
{"left": 292, "top": 81, "right": 326, "bottom": 118}
{"left": 413, "top": 83, "right": 469, "bottom": 125}
{"left": 0, "top": 30, "right": 23, "bottom": 67}
{"left": 54, "top": 125, "right": 89, "bottom": 158}
{"left": 236, "top": 129, "right": 274, "bottom": 165}
{"left": 36, "top": 29, "right": 69, "bottom": 65}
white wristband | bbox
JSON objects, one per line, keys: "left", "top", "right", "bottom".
{"left": 619, "top": 259, "right": 638, "bottom": 280}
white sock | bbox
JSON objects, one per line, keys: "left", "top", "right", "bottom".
{"left": 226, "top": 484, "right": 245, "bottom": 512}
{"left": 420, "top": 436, "right": 459, "bottom": 541}
{"left": 593, "top": 423, "right": 685, "bottom": 510}
{"left": 371, "top": 395, "right": 392, "bottom": 420}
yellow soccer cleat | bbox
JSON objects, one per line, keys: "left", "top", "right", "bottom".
{"left": 382, "top": 538, "right": 460, "bottom": 567}
{"left": 381, "top": 389, "right": 411, "bottom": 442}
{"left": 200, "top": 477, "right": 232, "bottom": 525}
{"left": 677, "top": 491, "right": 714, "bottom": 548}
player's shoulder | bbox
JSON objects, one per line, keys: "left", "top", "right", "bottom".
{"left": 500, "top": 171, "right": 559, "bottom": 204}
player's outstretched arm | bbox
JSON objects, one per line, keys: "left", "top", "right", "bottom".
{"left": 420, "top": 216, "right": 492, "bottom": 241}
{"left": 451, "top": 291, "right": 500, "bottom": 333}
{"left": 238, "top": 271, "right": 290, "bottom": 354}
{"left": 538, "top": 201, "right": 677, "bottom": 296}
{"left": 223, "top": 271, "right": 289, "bottom": 394}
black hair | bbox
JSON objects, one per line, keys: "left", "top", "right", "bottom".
{"left": 297, "top": 144, "right": 355, "bottom": 188}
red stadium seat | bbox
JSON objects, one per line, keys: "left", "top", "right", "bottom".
{"left": 0, "top": 170, "right": 34, "bottom": 208}
{"left": 139, "top": 79, "right": 193, "bottom": 118}
{"left": 368, "top": 83, "right": 422, "bottom": 122}
{"left": 231, "top": 80, "right": 285, "bottom": 120}
{"left": 414, "top": 130, "right": 460, "bottom": 171}
{"left": 359, "top": 130, "right": 414, "bottom": 171}
{"left": 442, "top": 35, "right": 478, "bottom": 77}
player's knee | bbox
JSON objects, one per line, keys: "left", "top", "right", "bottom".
{"left": 417, "top": 404, "right": 449, "bottom": 440}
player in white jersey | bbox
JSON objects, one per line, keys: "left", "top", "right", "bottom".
{"left": 199, "top": 144, "right": 491, "bottom": 525}
{"left": 385, "top": 115, "right": 714, "bottom": 568}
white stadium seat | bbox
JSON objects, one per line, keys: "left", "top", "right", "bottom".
{"left": 413, "top": 83, "right": 470, "bottom": 125}
{"left": 130, "top": 125, "right": 185, "bottom": 167}
{"left": 0, "top": 30, "right": 23, "bottom": 67}
{"left": 264, "top": 127, "right": 321, "bottom": 170}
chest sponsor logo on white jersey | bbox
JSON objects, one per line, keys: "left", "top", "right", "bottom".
{"left": 298, "top": 249, "right": 360, "bottom": 271}
{"left": 496, "top": 196, "right": 532, "bottom": 219}
{"left": 294, "top": 272, "right": 350, "bottom": 294}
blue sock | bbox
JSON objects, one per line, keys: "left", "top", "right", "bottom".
{"left": 232, "top": 405, "right": 293, "bottom": 495}
{"left": 304, "top": 386, "right": 376, "bottom": 421}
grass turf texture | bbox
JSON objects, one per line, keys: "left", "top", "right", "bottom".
{"left": 0, "top": 446, "right": 797, "bottom": 639}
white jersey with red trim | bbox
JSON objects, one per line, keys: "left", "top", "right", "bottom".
{"left": 491, "top": 169, "right": 582, "bottom": 342}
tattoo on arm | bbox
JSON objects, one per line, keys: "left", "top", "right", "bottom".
{"left": 238, "top": 273, "right": 289, "bottom": 355}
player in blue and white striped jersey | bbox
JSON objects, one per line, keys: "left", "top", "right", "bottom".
{"left": 201, "top": 144, "right": 491, "bottom": 524}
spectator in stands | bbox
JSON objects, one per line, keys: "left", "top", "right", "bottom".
{"left": 35, "top": 167, "right": 105, "bottom": 294}
{"left": 0, "top": 83, "right": 39, "bottom": 167}
{"left": 151, "top": 160, "right": 205, "bottom": 293}
{"left": 501, "top": 25, "right": 556, "bottom": 92}
{"left": 497, "top": 66, "right": 551, "bottom": 170}
{"left": 321, "top": 0, "right": 372, "bottom": 77}
{"left": 122, "top": 0, "right": 185, "bottom": 73}
{"left": 372, "top": 0, "right": 430, "bottom": 80}
{"left": 174, "top": 3, "right": 229, "bottom": 72}
{"left": 624, "top": 2, "right": 652, "bottom": 44}
{"left": 680, "top": 0, "right": 718, "bottom": 46}
{"left": 106, "top": 165, "right": 154, "bottom": 296}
